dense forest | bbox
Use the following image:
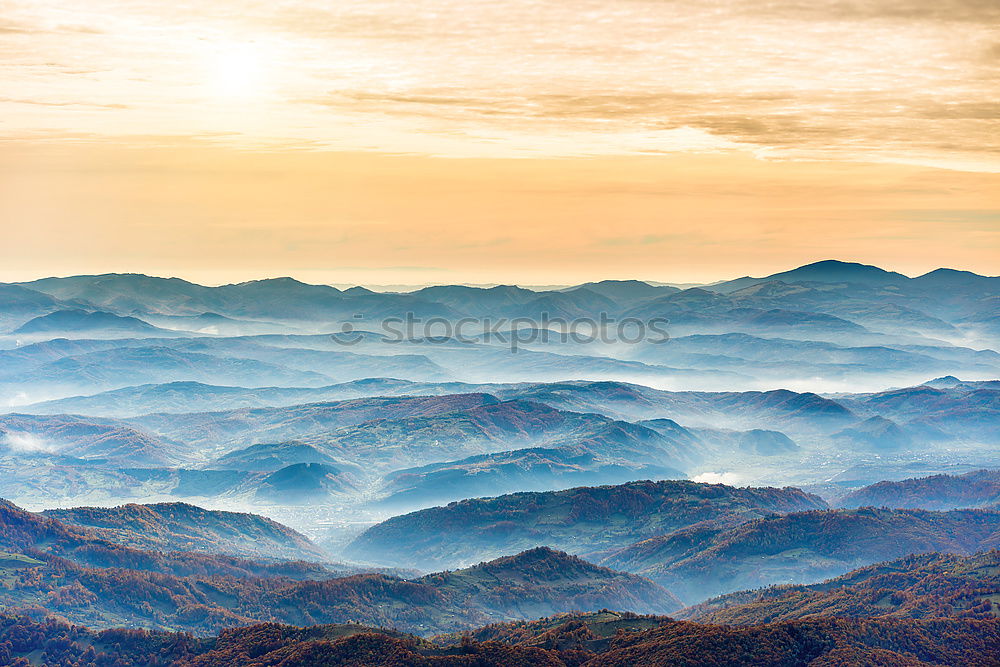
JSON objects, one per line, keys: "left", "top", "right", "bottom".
{"left": 599, "top": 507, "right": 1000, "bottom": 600}
{"left": 346, "top": 479, "right": 828, "bottom": 569}
{"left": 681, "top": 550, "right": 1000, "bottom": 625}
{"left": 41, "top": 502, "right": 325, "bottom": 561}
{"left": 0, "top": 612, "right": 997, "bottom": 666}
{"left": 0, "top": 500, "right": 681, "bottom": 635}
{"left": 838, "top": 470, "right": 1000, "bottom": 510}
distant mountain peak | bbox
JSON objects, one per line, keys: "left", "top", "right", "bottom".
{"left": 766, "top": 259, "right": 908, "bottom": 284}
{"left": 232, "top": 276, "right": 334, "bottom": 289}
{"left": 677, "top": 287, "right": 716, "bottom": 296}
{"left": 913, "top": 267, "right": 999, "bottom": 286}
{"left": 921, "top": 267, "right": 977, "bottom": 277}
{"left": 801, "top": 259, "right": 877, "bottom": 270}
{"left": 706, "top": 259, "right": 915, "bottom": 293}
{"left": 13, "top": 309, "right": 164, "bottom": 335}
{"left": 254, "top": 461, "right": 358, "bottom": 503}
{"left": 591, "top": 279, "right": 654, "bottom": 287}
{"left": 488, "top": 284, "right": 530, "bottom": 293}
{"left": 926, "top": 375, "right": 962, "bottom": 388}
{"left": 473, "top": 546, "right": 579, "bottom": 569}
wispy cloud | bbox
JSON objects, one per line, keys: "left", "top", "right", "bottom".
{"left": 0, "top": 0, "right": 996, "bottom": 168}
{"left": 0, "top": 97, "right": 127, "bottom": 109}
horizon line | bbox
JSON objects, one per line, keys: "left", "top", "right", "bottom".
{"left": 4, "top": 259, "right": 997, "bottom": 293}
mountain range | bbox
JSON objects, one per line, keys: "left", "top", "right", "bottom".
{"left": 838, "top": 469, "right": 1000, "bottom": 510}
{"left": 597, "top": 507, "right": 1000, "bottom": 602}
{"left": 40, "top": 502, "right": 327, "bottom": 561}
{"left": 5, "top": 609, "right": 997, "bottom": 666}
{"left": 0, "top": 260, "right": 997, "bottom": 664}
{"left": 345, "top": 479, "right": 828, "bottom": 570}
{"left": 0, "top": 499, "right": 680, "bottom": 635}
{"left": 2, "top": 261, "right": 998, "bottom": 395}
{"left": 1, "top": 377, "right": 998, "bottom": 513}
{"left": 682, "top": 549, "right": 1000, "bottom": 624}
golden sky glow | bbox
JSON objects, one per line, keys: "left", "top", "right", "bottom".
{"left": 1, "top": 0, "right": 997, "bottom": 284}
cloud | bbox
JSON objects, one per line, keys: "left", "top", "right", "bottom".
{"left": 0, "top": 16, "right": 103, "bottom": 36}
{"left": 734, "top": 0, "right": 1000, "bottom": 22}
{"left": 258, "top": 5, "right": 431, "bottom": 42}
{"left": 0, "top": 20, "right": 33, "bottom": 34}
{"left": 305, "top": 87, "right": 999, "bottom": 162}
{"left": 0, "top": 0, "right": 996, "bottom": 167}
{"left": 0, "top": 97, "right": 128, "bottom": 110}
{"left": 1, "top": 431, "right": 55, "bottom": 453}
{"left": 919, "top": 103, "right": 1000, "bottom": 120}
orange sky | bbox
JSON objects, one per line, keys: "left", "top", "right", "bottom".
{"left": 0, "top": 0, "right": 997, "bottom": 285}
{"left": 1, "top": 139, "right": 997, "bottom": 285}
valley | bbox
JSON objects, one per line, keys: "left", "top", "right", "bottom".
{"left": 0, "top": 261, "right": 997, "bottom": 664}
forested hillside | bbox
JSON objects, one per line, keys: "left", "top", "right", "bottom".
{"left": 598, "top": 507, "right": 1000, "bottom": 600}
{"left": 839, "top": 469, "right": 1000, "bottom": 510}
{"left": 346, "top": 480, "right": 828, "bottom": 569}
{"left": 680, "top": 550, "right": 1000, "bottom": 625}
{"left": 1, "top": 612, "right": 996, "bottom": 666}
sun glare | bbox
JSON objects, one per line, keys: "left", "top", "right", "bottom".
{"left": 208, "top": 42, "right": 267, "bottom": 100}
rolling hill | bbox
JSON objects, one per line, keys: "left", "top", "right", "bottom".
{"left": 838, "top": 469, "right": 1000, "bottom": 510}
{"left": 598, "top": 507, "right": 1000, "bottom": 602}
{"left": 378, "top": 447, "right": 685, "bottom": 511}
{"left": 14, "top": 378, "right": 444, "bottom": 418}
{"left": 303, "top": 400, "right": 699, "bottom": 476}
{"left": 41, "top": 502, "right": 327, "bottom": 561}
{"left": 836, "top": 383, "right": 1000, "bottom": 444}
{"left": 127, "top": 393, "right": 502, "bottom": 451}
{"left": 209, "top": 441, "right": 341, "bottom": 472}
{"left": 345, "top": 480, "right": 828, "bottom": 570}
{"left": 5, "top": 612, "right": 997, "bottom": 666}
{"left": 709, "top": 260, "right": 911, "bottom": 293}
{"left": 253, "top": 462, "right": 360, "bottom": 503}
{"left": 12, "top": 309, "right": 177, "bottom": 337}
{"left": 0, "top": 413, "right": 183, "bottom": 466}
{"left": 4, "top": 345, "right": 335, "bottom": 394}
{"left": 0, "top": 499, "right": 339, "bottom": 581}
{"left": 0, "top": 500, "right": 682, "bottom": 635}
{"left": 682, "top": 550, "right": 1000, "bottom": 625}
{"left": 418, "top": 547, "right": 682, "bottom": 620}
{"left": 581, "top": 617, "right": 1000, "bottom": 666}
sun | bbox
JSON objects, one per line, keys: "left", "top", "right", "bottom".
{"left": 207, "top": 42, "right": 268, "bottom": 100}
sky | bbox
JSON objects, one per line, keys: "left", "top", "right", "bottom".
{"left": 1, "top": 0, "right": 997, "bottom": 285}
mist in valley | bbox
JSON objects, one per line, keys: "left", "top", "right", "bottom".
{"left": 0, "top": 263, "right": 997, "bottom": 653}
